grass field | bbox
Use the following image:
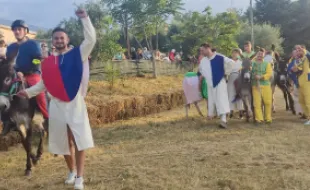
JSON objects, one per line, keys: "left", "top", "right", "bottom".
{"left": 0, "top": 89, "right": 310, "bottom": 189}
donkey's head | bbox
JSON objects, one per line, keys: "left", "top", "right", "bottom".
{"left": 0, "top": 47, "right": 22, "bottom": 111}
{"left": 242, "top": 58, "right": 252, "bottom": 83}
{"left": 0, "top": 57, "right": 18, "bottom": 111}
{"left": 277, "top": 59, "right": 289, "bottom": 85}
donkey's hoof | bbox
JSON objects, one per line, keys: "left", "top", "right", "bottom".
{"left": 25, "top": 170, "right": 32, "bottom": 176}
{"left": 32, "top": 157, "right": 40, "bottom": 166}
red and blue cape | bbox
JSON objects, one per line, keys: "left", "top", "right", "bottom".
{"left": 41, "top": 47, "right": 83, "bottom": 102}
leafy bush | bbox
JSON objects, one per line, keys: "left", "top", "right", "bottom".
{"left": 105, "top": 62, "right": 120, "bottom": 89}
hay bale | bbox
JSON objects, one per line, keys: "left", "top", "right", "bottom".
{"left": 86, "top": 90, "right": 184, "bottom": 125}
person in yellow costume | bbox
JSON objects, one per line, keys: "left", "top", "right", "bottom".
{"left": 291, "top": 45, "right": 310, "bottom": 125}
{"left": 251, "top": 48, "right": 273, "bottom": 124}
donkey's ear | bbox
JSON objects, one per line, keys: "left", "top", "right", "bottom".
{"left": 0, "top": 56, "right": 7, "bottom": 65}
{"left": 6, "top": 48, "right": 18, "bottom": 65}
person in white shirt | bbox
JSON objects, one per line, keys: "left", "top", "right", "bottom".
{"left": 17, "top": 9, "right": 96, "bottom": 190}
{"left": 199, "top": 43, "right": 234, "bottom": 128}
{"left": 227, "top": 48, "right": 243, "bottom": 118}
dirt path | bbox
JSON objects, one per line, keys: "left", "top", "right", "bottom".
{"left": 0, "top": 91, "right": 310, "bottom": 190}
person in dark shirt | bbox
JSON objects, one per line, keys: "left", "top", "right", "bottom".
{"left": 131, "top": 47, "right": 137, "bottom": 60}
{"left": 6, "top": 20, "right": 48, "bottom": 121}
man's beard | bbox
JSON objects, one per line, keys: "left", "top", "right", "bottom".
{"left": 55, "top": 44, "right": 67, "bottom": 51}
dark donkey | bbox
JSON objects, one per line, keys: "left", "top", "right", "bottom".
{"left": 272, "top": 59, "right": 295, "bottom": 114}
{"left": 234, "top": 58, "right": 255, "bottom": 122}
{"left": 0, "top": 56, "right": 45, "bottom": 176}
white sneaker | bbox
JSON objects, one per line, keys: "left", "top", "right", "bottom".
{"left": 74, "top": 177, "right": 84, "bottom": 190}
{"left": 65, "top": 171, "right": 76, "bottom": 185}
{"left": 304, "top": 120, "right": 310, "bottom": 126}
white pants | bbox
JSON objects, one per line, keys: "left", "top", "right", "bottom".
{"left": 208, "top": 79, "right": 230, "bottom": 117}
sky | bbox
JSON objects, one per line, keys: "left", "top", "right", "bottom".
{"left": 0, "top": 0, "right": 249, "bottom": 29}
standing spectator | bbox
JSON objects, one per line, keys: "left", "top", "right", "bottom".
{"left": 155, "top": 50, "right": 162, "bottom": 60}
{"left": 169, "top": 49, "right": 175, "bottom": 62}
{"left": 51, "top": 45, "right": 56, "bottom": 54}
{"left": 175, "top": 52, "right": 182, "bottom": 68}
{"left": 41, "top": 42, "right": 50, "bottom": 58}
{"left": 142, "top": 47, "right": 152, "bottom": 60}
{"left": 137, "top": 48, "right": 143, "bottom": 60}
{"left": 131, "top": 47, "right": 137, "bottom": 60}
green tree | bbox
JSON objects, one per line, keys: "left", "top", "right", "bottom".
{"left": 251, "top": 0, "right": 292, "bottom": 26}
{"left": 172, "top": 7, "right": 240, "bottom": 57}
{"left": 96, "top": 16, "right": 123, "bottom": 62}
{"left": 35, "top": 29, "right": 53, "bottom": 41}
{"left": 102, "top": 0, "right": 142, "bottom": 58}
{"left": 139, "top": 0, "right": 183, "bottom": 50}
{"left": 237, "top": 22, "right": 284, "bottom": 53}
{"left": 58, "top": 0, "right": 107, "bottom": 47}
{"left": 282, "top": 0, "right": 310, "bottom": 51}
{"left": 247, "top": 0, "right": 310, "bottom": 53}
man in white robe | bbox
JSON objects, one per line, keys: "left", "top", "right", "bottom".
{"left": 17, "top": 9, "right": 96, "bottom": 190}
{"left": 199, "top": 43, "right": 234, "bottom": 128}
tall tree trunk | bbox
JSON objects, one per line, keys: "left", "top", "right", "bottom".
{"left": 150, "top": 28, "right": 157, "bottom": 78}
{"left": 124, "top": 15, "right": 131, "bottom": 59}
{"left": 143, "top": 27, "right": 157, "bottom": 78}
{"left": 143, "top": 28, "right": 151, "bottom": 50}
{"left": 151, "top": 51, "right": 157, "bottom": 78}
{"left": 149, "top": 37, "right": 153, "bottom": 51}
{"left": 133, "top": 35, "right": 143, "bottom": 49}
{"left": 156, "top": 23, "right": 159, "bottom": 50}
{"left": 250, "top": 0, "right": 254, "bottom": 47}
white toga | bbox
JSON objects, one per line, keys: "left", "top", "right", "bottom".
{"left": 25, "top": 17, "right": 96, "bottom": 155}
{"left": 199, "top": 53, "right": 234, "bottom": 117}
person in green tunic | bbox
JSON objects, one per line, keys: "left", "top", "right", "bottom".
{"left": 242, "top": 41, "right": 256, "bottom": 60}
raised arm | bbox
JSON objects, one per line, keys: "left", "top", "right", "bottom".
{"left": 78, "top": 9, "right": 96, "bottom": 63}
